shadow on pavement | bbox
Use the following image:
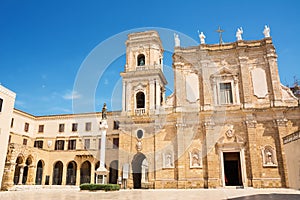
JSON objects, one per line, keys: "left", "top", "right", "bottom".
{"left": 228, "top": 193, "right": 300, "bottom": 200}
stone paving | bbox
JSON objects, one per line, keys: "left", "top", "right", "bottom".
{"left": 0, "top": 188, "right": 300, "bottom": 200}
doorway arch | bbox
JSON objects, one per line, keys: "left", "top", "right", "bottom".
{"left": 66, "top": 161, "right": 77, "bottom": 185}
{"left": 35, "top": 160, "right": 44, "bottom": 185}
{"left": 132, "top": 153, "right": 147, "bottom": 189}
{"left": 109, "top": 160, "right": 118, "bottom": 184}
{"left": 52, "top": 161, "right": 63, "bottom": 185}
{"left": 80, "top": 161, "right": 91, "bottom": 184}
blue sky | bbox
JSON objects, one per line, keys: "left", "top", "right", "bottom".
{"left": 0, "top": 0, "right": 299, "bottom": 115}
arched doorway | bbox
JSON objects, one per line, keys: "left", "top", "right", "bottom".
{"left": 80, "top": 161, "right": 91, "bottom": 184}
{"left": 22, "top": 157, "right": 33, "bottom": 184}
{"left": 13, "top": 156, "right": 24, "bottom": 185}
{"left": 52, "top": 161, "right": 63, "bottom": 185}
{"left": 109, "top": 160, "right": 118, "bottom": 184}
{"left": 66, "top": 161, "right": 77, "bottom": 185}
{"left": 35, "top": 160, "right": 44, "bottom": 185}
{"left": 132, "top": 153, "right": 147, "bottom": 189}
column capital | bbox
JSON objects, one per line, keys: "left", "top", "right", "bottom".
{"left": 245, "top": 119, "right": 257, "bottom": 128}
{"left": 273, "top": 118, "right": 288, "bottom": 127}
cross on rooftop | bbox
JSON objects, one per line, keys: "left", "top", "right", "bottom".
{"left": 216, "top": 26, "right": 224, "bottom": 45}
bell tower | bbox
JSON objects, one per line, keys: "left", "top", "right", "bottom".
{"left": 121, "top": 30, "right": 167, "bottom": 116}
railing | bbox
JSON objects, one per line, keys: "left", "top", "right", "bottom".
{"left": 135, "top": 108, "right": 146, "bottom": 116}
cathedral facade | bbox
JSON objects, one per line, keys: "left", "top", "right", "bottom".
{"left": 0, "top": 30, "right": 299, "bottom": 190}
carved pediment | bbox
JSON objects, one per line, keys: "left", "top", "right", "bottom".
{"left": 210, "top": 67, "right": 237, "bottom": 79}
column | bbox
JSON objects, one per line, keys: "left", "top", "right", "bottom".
{"left": 61, "top": 163, "right": 67, "bottom": 185}
{"left": 265, "top": 49, "right": 282, "bottom": 106}
{"left": 18, "top": 165, "right": 24, "bottom": 185}
{"left": 238, "top": 56, "right": 253, "bottom": 108}
{"left": 275, "top": 118, "right": 289, "bottom": 187}
{"left": 27, "top": 165, "right": 36, "bottom": 185}
{"left": 122, "top": 81, "right": 126, "bottom": 112}
{"left": 245, "top": 115, "right": 260, "bottom": 187}
{"left": 76, "top": 164, "right": 81, "bottom": 186}
{"left": 149, "top": 80, "right": 155, "bottom": 112}
{"left": 155, "top": 80, "right": 161, "bottom": 110}
{"left": 90, "top": 162, "right": 95, "bottom": 184}
{"left": 127, "top": 82, "right": 132, "bottom": 113}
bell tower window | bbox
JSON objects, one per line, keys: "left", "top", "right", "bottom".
{"left": 136, "top": 92, "right": 145, "bottom": 108}
{"left": 137, "top": 54, "right": 145, "bottom": 66}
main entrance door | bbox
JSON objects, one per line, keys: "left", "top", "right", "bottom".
{"left": 223, "top": 152, "right": 242, "bottom": 186}
{"left": 132, "top": 153, "right": 147, "bottom": 189}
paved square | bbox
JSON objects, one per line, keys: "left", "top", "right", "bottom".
{"left": 0, "top": 188, "right": 300, "bottom": 200}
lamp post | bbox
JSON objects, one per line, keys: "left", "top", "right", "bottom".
{"left": 95, "top": 103, "right": 109, "bottom": 184}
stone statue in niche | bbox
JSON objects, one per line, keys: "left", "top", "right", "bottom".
{"left": 189, "top": 149, "right": 202, "bottom": 168}
{"left": 164, "top": 153, "right": 173, "bottom": 168}
{"left": 262, "top": 145, "right": 277, "bottom": 167}
{"left": 236, "top": 27, "right": 243, "bottom": 41}
{"left": 263, "top": 25, "right": 270, "bottom": 38}
{"left": 266, "top": 151, "right": 273, "bottom": 164}
{"left": 174, "top": 33, "right": 180, "bottom": 47}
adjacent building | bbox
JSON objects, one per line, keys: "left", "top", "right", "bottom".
{"left": 1, "top": 30, "right": 299, "bottom": 190}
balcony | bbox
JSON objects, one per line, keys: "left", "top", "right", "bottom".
{"left": 135, "top": 108, "right": 146, "bottom": 116}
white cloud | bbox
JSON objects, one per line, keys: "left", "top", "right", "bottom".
{"left": 63, "top": 91, "right": 81, "bottom": 100}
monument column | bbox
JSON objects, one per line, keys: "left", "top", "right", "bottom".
{"left": 95, "top": 103, "right": 109, "bottom": 184}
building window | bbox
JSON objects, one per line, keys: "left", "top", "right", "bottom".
{"left": 0, "top": 98, "right": 3, "bottom": 112}
{"left": 113, "top": 138, "right": 119, "bottom": 149}
{"left": 85, "top": 122, "right": 92, "bottom": 131}
{"left": 59, "top": 124, "right": 65, "bottom": 132}
{"left": 137, "top": 129, "right": 143, "bottom": 139}
{"left": 136, "top": 92, "right": 145, "bottom": 108}
{"left": 24, "top": 123, "right": 29, "bottom": 132}
{"left": 113, "top": 121, "right": 119, "bottom": 130}
{"left": 55, "top": 140, "right": 65, "bottom": 150}
{"left": 210, "top": 68, "right": 240, "bottom": 106}
{"left": 34, "top": 141, "right": 43, "bottom": 149}
{"left": 72, "top": 123, "right": 78, "bottom": 132}
{"left": 68, "top": 139, "right": 76, "bottom": 150}
{"left": 137, "top": 54, "right": 145, "bottom": 66}
{"left": 84, "top": 139, "right": 90, "bottom": 149}
{"left": 219, "top": 82, "right": 233, "bottom": 104}
{"left": 23, "top": 138, "right": 27, "bottom": 146}
{"left": 8, "top": 135, "right": 11, "bottom": 143}
{"left": 38, "top": 125, "right": 44, "bottom": 133}
{"left": 10, "top": 118, "right": 14, "bottom": 128}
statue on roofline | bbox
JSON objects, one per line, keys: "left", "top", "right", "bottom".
{"left": 236, "top": 27, "right": 243, "bottom": 41}
{"left": 263, "top": 25, "right": 270, "bottom": 38}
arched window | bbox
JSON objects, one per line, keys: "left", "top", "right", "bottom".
{"left": 136, "top": 92, "right": 145, "bottom": 108}
{"left": 137, "top": 54, "right": 145, "bottom": 66}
